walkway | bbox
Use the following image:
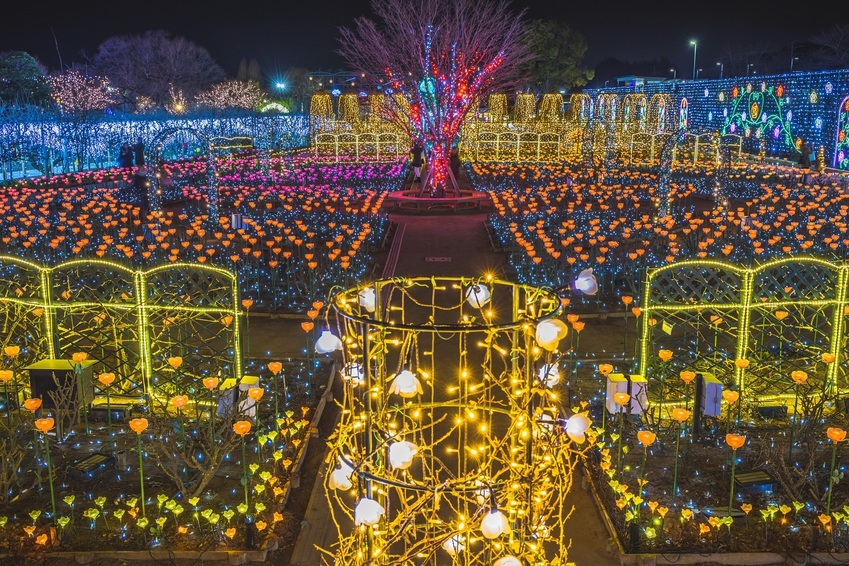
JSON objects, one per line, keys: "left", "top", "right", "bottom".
{"left": 288, "top": 180, "right": 620, "bottom": 565}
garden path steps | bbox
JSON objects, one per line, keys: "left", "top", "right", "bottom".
{"left": 289, "top": 203, "right": 620, "bottom": 564}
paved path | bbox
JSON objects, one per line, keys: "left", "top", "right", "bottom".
{"left": 289, "top": 192, "right": 621, "bottom": 565}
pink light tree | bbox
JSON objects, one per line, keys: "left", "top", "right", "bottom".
{"left": 338, "top": 0, "right": 532, "bottom": 196}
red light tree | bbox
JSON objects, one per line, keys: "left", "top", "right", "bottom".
{"left": 338, "top": 0, "right": 531, "bottom": 195}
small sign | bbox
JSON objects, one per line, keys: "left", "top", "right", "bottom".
{"left": 662, "top": 321, "right": 674, "bottom": 335}
{"left": 425, "top": 257, "right": 452, "bottom": 262}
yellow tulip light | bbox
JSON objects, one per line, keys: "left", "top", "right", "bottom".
{"left": 534, "top": 318, "right": 568, "bottom": 351}
{"left": 354, "top": 497, "right": 385, "bottom": 526}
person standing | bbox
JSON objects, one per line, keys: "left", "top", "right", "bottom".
{"left": 133, "top": 137, "right": 145, "bottom": 166}
{"left": 410, "top": 141, "right": 424, "bottom": 182}
{"left": 118, "top": 142, "right": 133, "bottom": 168}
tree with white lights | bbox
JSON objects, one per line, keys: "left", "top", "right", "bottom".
{"left": 338, "top": 0, "right": 532, "bottom": 195}
{"left": 195, "top": 80, "right": 267, "bottom": 111}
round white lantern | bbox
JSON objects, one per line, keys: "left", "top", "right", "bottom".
{"left": 493, "top": 556, "right": 522, "bottom": 566}
{"left": 354, "top": 497, "right": 385, "bottom": 525}
{"left": 537, "top": 364, "right": 560, "bottom": 387}
{"left": 358, "top": 287, "right": 376, "bottom": 313}
{"left": 535, "top": 318, "right": 568, "bottom": 351}
{"left": 388, "top": 370, "right": 423, "bottom": 398}
{"left": 480, "top": 509, "right": 510, "bottom": 539}
{"left": 573, "top": 268, "right": 598, "bottom": 296}
{"left": 565, "top": 413, "right": 591, "bottom": 443}
{"left": 388, "top": 440, "right": 418, "bottom": 470}
{"left": 465, "top": 284, "right": 491, "bottom": 309}
{"left": 315, "top": 330, "right": 343, "bottom": 354}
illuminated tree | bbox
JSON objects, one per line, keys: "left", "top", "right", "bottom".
{"left": 195, "top": 80, "right": 267, "bottom": 111}
{"left": 48, "top": 69, "right": 115, "bottom": 115}
{"left": 338, "top": 0, "right": 532, "bottom": 195}
{"left": 90, "top": 30, "right": 226, "bottom": 110}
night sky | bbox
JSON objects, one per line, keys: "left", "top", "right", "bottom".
{"left": 2, "top": 0, "right": 846, "bottom": 81}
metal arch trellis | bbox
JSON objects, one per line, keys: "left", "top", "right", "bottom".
{"left": 656, "top": 128, "right": 687, "bottom": 218}
{"left": 0, "top": 256, "right": 241, "bottom": 410}
{"left": 636, "top": 257, "right": 849, "bottom": 420}
{"left": 147, "top": 126, "right": 218, "bottom": 224}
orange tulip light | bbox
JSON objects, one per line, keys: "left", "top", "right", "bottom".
{"left": 168, "top": 356, "right": 183, "bottom": 369}
{"left": 621, "top": 296, "right": 633, "bottom": 306}
{"left": 613, "top": 392, "right": 630, "bottom": 406}
{"left": 129, "top": 418, "right": 148, "bottom": 434}
{"left": 203, "top": 377, "right": 220, "bottom": 390}
{"left": 790, "top": 370, "right": 808, "bottom": 385}
{"left": 98, "top": 372, "right": 115, "bottom": 386}
{"left": 734, "top": 359, "right": 750, "bottom": 369}
{"left": 35, "top": 417, "right": 54, "bottom": 433}
{"left": 301, "top": 321, "right": 314, "bottom": 332}
{"left": 672, "top": 408, "right": 691, "bottom": 423}
{"left": 71, "top": 352, "right": 87, "bottom": 364}
{"left": 658, "top": 349, "right": 673, "bottom": 362}
{"left": 0, "top": 370, "right": 12, "bottom": 382}
{"left": 598, "top": 363, "right": 614, "bottom": 376}
{"left": 24, "top": 398, "right": 42, "bottom": 413}
{"left": 726, "top": 434, "right": 746, "bottom": 450}
{"left": 233, "top": 420, "right": 252, "bottom": 436}
{"left": 637, "top": 430, "right": 656, "bottom": 446}
{"left": 247, "top": 387, "right": 264, "bottom": 401}
{"left": 679, "top": 370, "right": 696, "bottom": 384}
{"left": 631, "top": 307, "right": 642, "bottom": 317}
{"left": 822, "top": 353, "right": 836, "bottom": 364}
{"left": 828, "top": 428, "right": 847, "bottom": 443}
{"left": 722, "top": 390, "right": 740, "bottom": 404}
{"left": 268, "top": 362, "right": 283, "bottom": 374}
{"left": 171, "top": 395, "right": 189, "bottom": 409}
{"left": 3, "top": 346, "right": 20, "bottom": 358}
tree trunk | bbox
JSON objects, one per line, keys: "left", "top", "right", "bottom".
{"left": 425, "top": 140, "right": 452, "bottom": 196}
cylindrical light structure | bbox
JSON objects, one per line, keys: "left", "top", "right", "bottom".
{"left": 324, "top": 276, "right": 589, "bottom": 565}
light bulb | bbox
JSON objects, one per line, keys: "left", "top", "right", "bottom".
{"left": 354, "top": 497, "right": 385, "bottom": 525}
{"left": 388, "top": 440, "right": 418, "bottom": 470}
{"left": 388, "top": 370, "right": 422, "bottom": 398}
{"left": 465, "top": 284, "right": 491, "bottom": 308}
{"left": 358, "top": 287, "right": 375, "bottom": 312}
{"left": 565, "top": 413, "right": 591, "bottom": 443}
{"left": 493, "top": 557, "right": 522, "bottom": 566}
{"left": 535, "top": 318, "right": 568, "bottom": 351}
{"left": 480, "top": 509, "right": 510, "bottom": 539}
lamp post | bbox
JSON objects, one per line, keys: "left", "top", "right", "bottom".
{"left": 696, "top": 68, "right": 703, "bottom": 79}
{"left": 690, "top": 40, "right": 698, "bottom": 80}
{"left": 746, "top": 63, "right": 754, "bottom": 76}
{"left": 717, "top": 61, "right": 724, "bottom": 79}
{"left": 670, "top": 68, "right": 677, "bottom": 79}
{"left": 791, "top": 56, "right": 799, "bottom": 72}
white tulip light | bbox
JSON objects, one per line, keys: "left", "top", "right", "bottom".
{"left": 493, "top": 556, "right": 522, "bottom": 566}
{"left": 388, "top": 440, "right": 418, "bottom": 470}
{"left": 442, "top": 535, "right": 465, "bottom": 556}
{"left": 480, "top": 509, "right": 510, "bottom": 539}
{"left": 388, "top": 370, "right": 423, "bottom": 398}
{"left": 315, "top": 330, "right": 343, "bottom": 354}
{"left": 534, "top": 318, "right": 568, "bottom": 351}
{"left": 537, "top": 364, "right": 560, "bottom": 387}
{"left": 465, "top": 284, "right": 491, "bottom": 308}
{"left": 565, "top": 413, "right": 591, "bottom": 443}
{"left": 354, "top": 497, "right": 385, "bottom": 526}
{"left": 573, "top": 268, "right": 599, "bottom": 296}
{"left": 329, "top": 467, "right": 353, "bottom": 490}
{"left": 358, "top": 287, "right": 376, "bottom": 312}
{"left": 329, "top": 458, "right": 355, "bottom": 490}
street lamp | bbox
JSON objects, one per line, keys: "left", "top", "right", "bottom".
{"left": 275, "top": 82, "right": 286, "bottom": 91}
{"left": 670, "top": 68, "right": 677, "bottom": 79}
{"left": 696, "top": 68, "right": 703, "bottom": 79}
{"left": 791, "top": 56, "right": 799, "bottom": 72}
{"left": 716, "top": 61, "right": 724, "bottom": 79}
{"left": 746, "top": 63, "right": 754, "bottom": 76}
{"left": 690, "top": 40, "right": 698, "bottom": 80}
